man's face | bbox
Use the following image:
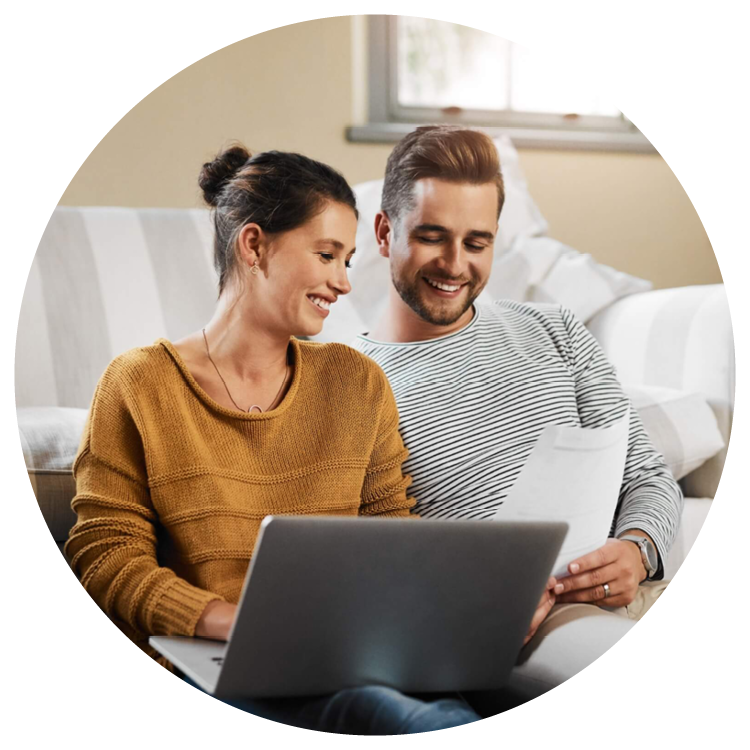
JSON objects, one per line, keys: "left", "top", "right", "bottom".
{"left": 379, "top": 178, "right": 498, "bottom": 328}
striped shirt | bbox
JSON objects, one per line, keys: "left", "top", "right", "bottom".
{"left": 353, "top": 301, "right": 683, "bottom": 577}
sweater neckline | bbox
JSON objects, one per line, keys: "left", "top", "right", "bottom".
{"left": 157, "top": 337, "right": 303, "bottom": 421}
{"left": 356, "top": 305, "right": 481, "bottom": 349}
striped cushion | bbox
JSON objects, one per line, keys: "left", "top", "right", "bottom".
{"left": 589, "top": 285, "right": 734, "bottom": 498}
{"left": 15, "top": 207, "right": 218, "bottom": 409}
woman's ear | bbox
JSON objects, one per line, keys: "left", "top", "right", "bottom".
{"left": 237, "top": 223, "right": 264, "bottom": 269}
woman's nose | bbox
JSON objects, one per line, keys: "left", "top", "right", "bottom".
{"left": 330, "top": 264, "right": 352, "bottom": 296}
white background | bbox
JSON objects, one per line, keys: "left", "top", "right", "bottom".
{"left": 1, "top": 1, "right": 747, "bottom": 747}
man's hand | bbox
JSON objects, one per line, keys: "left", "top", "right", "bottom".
{"left": 554, "top": 538, "right": 648, "bottom": 608}
{"left": 523, "top": 576, "right": 557, "bottom": 646}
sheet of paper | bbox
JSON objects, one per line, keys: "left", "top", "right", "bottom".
{"left": 493, "top": 413, "right": 629, "bottom": 578}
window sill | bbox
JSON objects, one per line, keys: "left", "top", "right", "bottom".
{"left": 346, "top": 123, "right": 656, "bottom": 154}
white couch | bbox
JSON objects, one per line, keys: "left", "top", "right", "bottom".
{"left": 16, "top": 205, "right": 733, "bottom": 583}
{"left": 16, "top": 132, "right": 733, "bottom": 712}
{"left": 587, "top": 284, "right": 733, "bottom": 578}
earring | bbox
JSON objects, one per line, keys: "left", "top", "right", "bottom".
{"left": 250, "top": 261, "right": 259, "bottom": 276}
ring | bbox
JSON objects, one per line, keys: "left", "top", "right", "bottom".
{"left": 603, "top": 583, "right": 611, "bottom": 599}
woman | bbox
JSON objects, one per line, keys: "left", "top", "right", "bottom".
{"left": 65, "top": 144, "right": 481, "bottom": 734}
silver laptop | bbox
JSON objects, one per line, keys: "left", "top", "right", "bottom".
{"left": 151, "top": 515, "right": 567, "bottom": 699}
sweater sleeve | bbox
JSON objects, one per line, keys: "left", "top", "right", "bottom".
{"left": 64, "top": 363, "right": 223, "bottom": 639}
{"left": 359, "top": 371, "right": 416, "bottom": 518}
{"left": 559, "top": 307, "right": 683, "bottom": 578}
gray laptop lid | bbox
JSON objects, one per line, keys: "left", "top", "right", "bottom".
{"left": 187, "top": 516, "right": 566, "bottom": 698}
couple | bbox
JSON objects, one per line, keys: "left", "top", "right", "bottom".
{"left": 66, "top": 126, "right": 682, "bottom": 734}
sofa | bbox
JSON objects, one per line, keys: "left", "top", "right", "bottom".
{"left": 16, "top": 137, "right": 733, "bottom": 584}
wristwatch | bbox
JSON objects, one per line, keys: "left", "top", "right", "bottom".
{"left": 618, "top": 534, "right": 659, "bottom": 580}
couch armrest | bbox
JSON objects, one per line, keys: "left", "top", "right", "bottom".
{"left": 587, "top": 285, "right": 734, "bottom": 498}
{"left": 663, "top": 497, "right": 713, "bottom": 580}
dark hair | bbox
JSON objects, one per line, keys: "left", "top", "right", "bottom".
{"left": 381, "top": 125, "right": 505, "bottom": 224}
{"left": 199, "top": 144, "right": 358, "bottom": 293}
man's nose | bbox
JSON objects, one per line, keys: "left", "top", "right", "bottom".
{"left": 436, "top": 242, "right": 465, "bottom": 278}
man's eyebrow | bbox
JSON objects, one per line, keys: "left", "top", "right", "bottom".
{"left": 412, "top": 224, "right": 495, "bottom": 241}
{"left": 412, "top": 223, "right": 449, "bottom": 233}
{"left": 467, "top": 230, "right": 495, "bottom": 241}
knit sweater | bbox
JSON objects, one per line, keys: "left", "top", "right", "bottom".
{"left": 65, "top": 338, "right": 414, "bottom": 662}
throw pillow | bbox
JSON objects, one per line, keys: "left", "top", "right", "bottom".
{"left": 18, "top": 406, "right": 88, "bottom": 543}
{"left": 625, "top": 384, "right": 725, "bottom": 481}
{"left": 486, "top": 236, "right": 651, "bottom": 323}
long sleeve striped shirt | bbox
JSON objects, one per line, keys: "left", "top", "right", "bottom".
{"left": 353, "top": 301, "right": 683, "bottom": 579}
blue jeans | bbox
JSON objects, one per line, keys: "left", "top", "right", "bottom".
{"left": 184, "top": 677, "right": 481, "bottom": 734}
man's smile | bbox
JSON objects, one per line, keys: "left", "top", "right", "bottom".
{"left": 422, "top": 276, "right": 468, "bottom": 298}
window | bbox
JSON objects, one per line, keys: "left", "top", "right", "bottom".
{"left": 348, "top": 16, "right": 653, "bottom": 152}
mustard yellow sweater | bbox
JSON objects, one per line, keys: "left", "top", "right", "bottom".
{"left": 65, "top": 338, "right": 414, "bottom": 662}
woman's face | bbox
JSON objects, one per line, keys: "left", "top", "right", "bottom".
{"left": 254, "top": 201, "right": 358, "bottom": 338}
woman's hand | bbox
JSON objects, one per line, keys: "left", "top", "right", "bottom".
{"left": 195, "top": 600, "right": 238, "bottom": 640}
{"left": 554, "top": 538, "right": 648, "bottom": 608}
{"left": 523, "top": 576, "right": 556, "bottom": 646}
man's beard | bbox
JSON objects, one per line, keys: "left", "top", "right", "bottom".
{"left": 391, "top": 269, "right": 483, "bottom": 326}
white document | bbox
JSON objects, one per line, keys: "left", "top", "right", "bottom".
{"left": 493, "top": 413, "right": 630, "bottom": 578}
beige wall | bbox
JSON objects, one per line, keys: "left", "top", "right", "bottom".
{"left": 60, "top": 17, "right": 721, "bottom": 290}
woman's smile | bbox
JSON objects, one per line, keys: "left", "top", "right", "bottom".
{"left": 307, "top": 294, "right": 334, "bottom": 317}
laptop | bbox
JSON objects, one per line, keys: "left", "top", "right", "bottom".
{"left": 150, "top": 515, "right": 567, "bottom": 699}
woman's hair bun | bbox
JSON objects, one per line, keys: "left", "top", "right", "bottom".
{"left": 199, "top": 144, "right": 251, "bottom": 207}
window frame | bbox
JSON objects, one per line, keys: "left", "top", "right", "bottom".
{"left": 348, "top": 16, "right": 655, "bottom": 153}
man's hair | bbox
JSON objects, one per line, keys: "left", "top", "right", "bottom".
{"left": 381, "top": 125, "right": 505, "bottom": 224}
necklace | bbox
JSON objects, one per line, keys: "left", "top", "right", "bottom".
{"left": 202, "top": 328, "right": 291, "bottom": 413}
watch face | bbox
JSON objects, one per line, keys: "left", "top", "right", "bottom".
{"left": 644, "top": 540, "right": 658, "bottom": 571}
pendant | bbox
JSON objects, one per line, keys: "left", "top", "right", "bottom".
{"left": 248, "top": 405, "right": 263, "bottom": 413}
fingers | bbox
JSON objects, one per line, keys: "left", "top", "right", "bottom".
{"left": 531, "top": 590, "right": 555, "bottom": 623}
{"left": 556, "top": 578, "right": 637, "bottom": 606}
{"left": 556, "top": 539, "right": 645, "bottom": 607}
{"left": 524, "top": 590, "right": 556, "bottom": 645}
{"left": 522, "top": 579, "right": 559, "bottom": 646}
{"left": 554, "top": 562, "right": 620, "bottom": 595}
{"left": 568, "top": 543, "right": 620, "bottom": 575}
{"left": 524, "top": 600, "right": 553, "bottom": 645}
{"left": 556, "top": 584, "right": 611, "bottom": 604}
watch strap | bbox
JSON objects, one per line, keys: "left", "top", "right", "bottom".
{"left": 618, "top": 534, "right": 658, "bottom": 579}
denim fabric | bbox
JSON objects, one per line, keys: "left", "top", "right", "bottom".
{"left": 183, "top": 677, "right": 481, "bottom": 735}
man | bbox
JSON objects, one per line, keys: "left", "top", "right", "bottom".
{"left": 352, "top": 125, "right": 683, "bottom": 707}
